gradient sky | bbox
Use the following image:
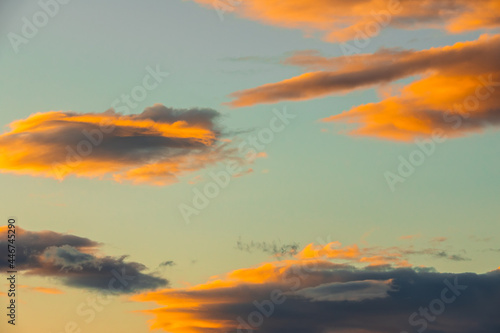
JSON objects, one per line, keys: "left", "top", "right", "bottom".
{"left": 1, "top": 1, "right": 499, "bottom": 333}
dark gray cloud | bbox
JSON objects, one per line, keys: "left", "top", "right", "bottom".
{"left": 137, "top": 261, "right": 500, "bottom": 333}
{"left": 0, "top": 227, "right": 99, "bottom": 268}
{"left": 159, "top": 260, "right": 176, "bottom": 267}
{"left": 401, "top": 248, "right": 471, "bottom": 261}
{"left": 0, "top": 227, "right": 167, "bottom": 293}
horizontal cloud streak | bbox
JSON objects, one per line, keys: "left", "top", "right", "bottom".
{"left": 229, "top": 34, "right": 500, "bottom": 140}
{"left": 297, "top": 241, "right": 469, "bottom": 266}
{"left": 229, "top": 34, "right": 500, "bottom": 106}
{"left": 236, "top": 239, "right": 300, "bottom": 258}
{"left": 193, "top": 0, "right": 499, "bottom": 42}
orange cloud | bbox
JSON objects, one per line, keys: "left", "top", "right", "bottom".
{"left": 229, "top": 34, "right": 500, "bottom": 141}
{"left": 298, "top": 242, "right": 360, "bottom": 259}
{"left": 0, "top": 105, "right": 243, "bottom": 185}
{"left": 193, "top": 0, "right": 499, "bottom": 42}
{"left": 19, "top": 285, "right": 64, "bottom": 294}
{"left": 131, "top": 241, "right": 485, "bottom": 333}
{"left": 431, "top": 237, "right": 448, "bottom": 243}
{"left": 31, "top": 287, "right": 64, "bottom": 294}
{"left": 296, "top": 242, "right": 412, "bottom": 267}
{"left": 295, "top": 241, "right": 469, "bottom": 266}
{"left": 400, "top": 234, "right": 421, "bottom": 240}
{"left": 132, "top": 259, "right": 368, "bottom": 333}
{"left": 230, "top": 34, "right": 500, "bottom": 106}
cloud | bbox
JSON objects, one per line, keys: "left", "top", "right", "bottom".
{"left": 30, "top": 287, "right": 65, "bottom": 294}
{"left": 0, "top": 227, "right": 167, "bottom": 293}
{"left": 297, "top": 242, "right": 470, "bottom": 265}
{"left": 470, "top": 235, "right": 493, "bottom": 242}
{"left": 0, "top": 227, "right": 99, "bottom": 268}
{"left": 404, "top": 249, "right": 470, "bottom": 262}
{"left": 399, "top": 234, "right": 421, "bottom": 240}
{"left": 0, "top": 104, "right": 244, "bottom": 185}
{"left": 236, "top": 239, "right": 300, "bottom": 258}
{"left": 20, "top": 286, "right": 64, "bottom": 295}
{"left": 229, "top": 34, "right": 500, "bottom": 141}
{"left": 159, "top": 261, "right": 176, "bottom": 267}
{"left": 233, "top": 168, "right": 254, "bottom": 178}
{"left": 192, "top": 0, "right": 499, "bottom": 42}
{"left": 295, "top": 242, "right": 470, "bottom": 267}
{"left": 293, "top": 279, "right": 394, "bottom": 302}
{"left": 132, "top": 252, "right": 500, "bottom": 333}
{"left": 431, "top": 237, "right": 448, "bottom": 244}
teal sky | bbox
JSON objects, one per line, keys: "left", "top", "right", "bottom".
{"left": 1, "top": 1, "right": 499, "bottom": 333}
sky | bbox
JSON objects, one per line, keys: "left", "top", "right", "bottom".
{"left": 0, "top": 1, "right": 499, "bottom": 333}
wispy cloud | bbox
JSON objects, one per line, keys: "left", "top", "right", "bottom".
{"left": 400, "top": 234, "right": 421, "bottom": 240}
{"left": 20, "top": 286, "right": 65, "bottom": 295}
{"left": 159, "top": 261, "right": 176, "bottom": 268}
{"left": 295, "top": 241, "right": 469, "bottom": 266}
{"left": 236, "top": 238, "right": 300, "bottom": 258}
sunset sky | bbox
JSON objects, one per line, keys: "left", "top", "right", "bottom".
{"left": 1, "top": 1, "right": 499, "bottom": 333}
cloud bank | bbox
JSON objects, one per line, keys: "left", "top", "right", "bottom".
{"left": 133, "top": 245, "right": 500, "bottom": 333}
